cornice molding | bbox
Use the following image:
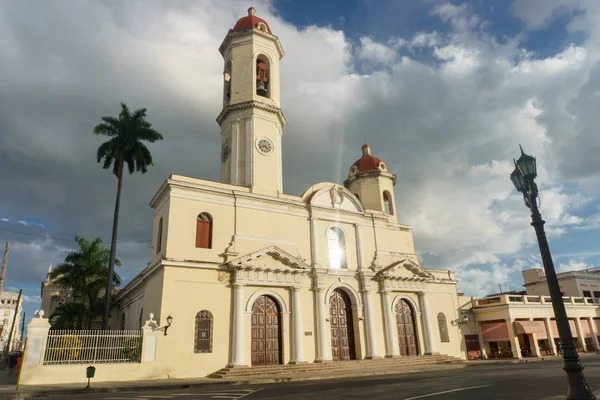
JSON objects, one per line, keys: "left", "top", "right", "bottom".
{"left": 217, "top": 100, "right": 287, "bottom": 127}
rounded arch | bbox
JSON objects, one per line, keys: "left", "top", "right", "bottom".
{"left": 245, "top": 289, "right": 289, "bottom": 313}
{"left": 254, "top": 52, "right": 274, "bottom": 64}
{"left": 383, "top": 190, "right": 394, "bottom": 215}
{"left": 323, "top": 223, "right": 349, "bottom": 237}
{"left": 324, "top": 283, "right": 362, "bottom": 307}
{"left": 391, "top": 294, "right": 420, "bottom": 314}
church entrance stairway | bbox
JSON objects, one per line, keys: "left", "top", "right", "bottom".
{"left": 209, "top": 354, "right": 462, "bottom": 379}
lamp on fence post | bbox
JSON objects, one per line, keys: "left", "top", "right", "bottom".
{"left": 510, "top": 145, "right": 595, "bottom": 400}
{"left": 85, "top": 365, "right": 96, "bottom": 389}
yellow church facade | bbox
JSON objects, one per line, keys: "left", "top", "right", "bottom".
{"left": 110, "top": 8, "right": 465, "bottom": 379}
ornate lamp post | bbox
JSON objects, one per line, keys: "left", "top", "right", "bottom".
{"left": 510, "top": 146, "right": 595, "bottom": 400}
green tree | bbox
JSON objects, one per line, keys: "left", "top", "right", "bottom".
{"left": 49, "top": 236, "right": 121, "bottom": 329}
{"left": 94, "top": 103, "right": 164, "bottom": 329}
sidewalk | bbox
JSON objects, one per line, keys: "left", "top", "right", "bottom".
{"left": 466, "top": 351, "right": 600, "bottom": 366}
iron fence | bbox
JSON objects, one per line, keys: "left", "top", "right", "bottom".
{"left": 43, "top": 330, "right": 142, "bottom": 365}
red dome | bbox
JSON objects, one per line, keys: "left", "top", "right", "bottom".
{"left": 353, "top": 144, "right": 383, "bottom": 172}
{"left": 233, "top": 7, "right": 272, "bottom": 34}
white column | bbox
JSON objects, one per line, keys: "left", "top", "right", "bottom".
{"left": 475, "top": 322, "right": 487, "bottom": 359}
{"left": 575, "top": 318, "right": 587, "bottom": 352}
{"left": 291, "top": 286, "right": 305, "bottom": 363}
{"left": 231, "top": 283, "right": 246, "bottom": 367}
{"left": 315, "top": 288, "right": 331, "bottom": 362}
{"left": 588, "top": 317, "right": 600, "bottom": 351}
{"left": 354, "top": 224, "right": 364, "bottom": 270}
{"left": 230, "top": 119, "right": 238, "bottom": 184}
{"left": 506, "top": 319, "right": 522, "bottom": 359}
{"left": 381, "top": 290, "right": 399, "bottom": 357}
{"left": 419, "top": 292, "right": 437, "bottom": 354}
{"left": 544, "top": 318, "right": 557, "bottom": 355}
{"left": 310, "top": 217, "right": 319, "bottom": 267}
{"left": 362, "top": 289, "right": 379, "bottom": 359}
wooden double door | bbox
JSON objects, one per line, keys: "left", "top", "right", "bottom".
{"left": 251, "top": 295, "right": 281, "bottom": 366}
{"left": 330, "top": 289, "right": 356, "bottom": 361}
{"left": 396, "top": 299, "right": 418, "bottom": 356}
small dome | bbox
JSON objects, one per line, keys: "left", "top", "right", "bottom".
{"left": 233, "top": 7, "right": 272, "bottom": 34}
{"left": 352, "top": 144, "right": 384, "bottom": 173}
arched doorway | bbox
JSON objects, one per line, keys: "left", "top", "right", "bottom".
{"left": 329, "top": 288, "right": 356, "bottom": 361}
{"left": 251, "top": 295, "right": 281, "bottom": 366}
{"left": 396, "top": 299, "right": 419, "bottom": 356}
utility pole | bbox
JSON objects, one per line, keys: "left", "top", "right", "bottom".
{"left": 0, "top": 242, "right": 9, "bottom": 298}
{"left": 4, "top": 289, "right": 21, "bottom": 356}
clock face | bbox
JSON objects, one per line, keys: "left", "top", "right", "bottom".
{"left": 256, "top": 138, "right": 273, "bottom": 155}
{"left": 221, "top": 141, "right": 230, "bottom": 163}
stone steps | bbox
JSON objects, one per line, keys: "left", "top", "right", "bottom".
{"left": 210, "top": 355, "right": 463, "bottom": 379}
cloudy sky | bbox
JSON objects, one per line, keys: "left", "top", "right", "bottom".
{"left": 2, "top": 0, "right": 600, "bottom": 324}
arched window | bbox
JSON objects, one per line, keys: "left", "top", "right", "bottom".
{"left": 437, "top": 313, "right": 450, "bottom": 343}
{"left": 223, "top": 60, "right": 232, "bottom": 104}
{"left": 196, "top": 213, "right": 213, "bottom": 249}
{"left": 156, "top": 217, "right": 163, "bottom": 254}
{"left": 328, "top": 227, "right": 347, "bottom": 269}
{"left": 383, "top": 191, "right": 393, "bottom": 215}
{"left": 256, "top": 55, "right": 270, "bottom": 97}
{"left": 195, "top": 310, "right": 213, "bottom": 353}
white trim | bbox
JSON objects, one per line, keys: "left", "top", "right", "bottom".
{"left": 391, "top": 294, "right": 421, "bottom": 314}
{"left": 254, "top": 51, "right": 274, "bottom": 64}
{"left": 245, "top": 288, "right": 289, "bottom": 313}
{"left": 170, "top": 192, "right": 235, "bottom": 207}
{"left": 161, "top": 260, "right": 222, "bottom": 269}
{"left": 234, "top": 234, "right": 295, "bottom": 246}
{"left": 324, "top": 283, "right": 362, "bottom": 307}
{"left": 245, "top": 118, "right": 252, "bottom": 186}
{"left": 231, "top": 119, "right": 238, "bottom": 185}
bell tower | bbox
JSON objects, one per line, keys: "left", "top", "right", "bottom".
{"left": 217, "top": 7, "right": 286, "bottom": 196}
{"left": 344, "top": 144, "right": 398, "bottom": 222}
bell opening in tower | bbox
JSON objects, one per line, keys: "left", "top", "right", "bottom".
{"left": 223, "top": 61, "right": 232, "bottom": 105}
{"left": 256, "top": 56, "right": 269, "bottom": 97}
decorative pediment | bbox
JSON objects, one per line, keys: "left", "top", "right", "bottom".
{"left": 300, "top": 182, "right": 364, "bottom": 213}
{"left": 375, "top": 259, "right": 434, "bottom": 281}
{"left": 227, "top": 245, "right": 310, "bottom": 271}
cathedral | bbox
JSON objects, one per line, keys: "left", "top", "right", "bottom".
{"left": 112, "top": 7, "right": 465, "bottom": 377}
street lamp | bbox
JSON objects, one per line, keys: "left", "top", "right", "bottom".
{"left": 510, "top": 145, "right": 595, "bottom": 400}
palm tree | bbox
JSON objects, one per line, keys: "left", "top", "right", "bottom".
{"left": 49, "top": 236, "right": 121, "bottom": 329}
{"left": 94, "top": 103, "right": 163, "bottom": 329}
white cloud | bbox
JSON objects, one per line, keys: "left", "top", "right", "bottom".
{"left": 557, "top": 259, "right": 590, "bottom": 272}
{"left": 357, "top": 37, "right": 397, "bottom": 65}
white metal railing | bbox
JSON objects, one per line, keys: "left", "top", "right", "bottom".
{"left": 43, "top": 330, "right": 142, "bottom": 365}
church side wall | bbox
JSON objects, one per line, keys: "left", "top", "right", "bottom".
{"left": 165, "top": 193, "right": 235, "bottom": 264}
{"left": 425, "top": 284, "right": 464, "bottom": 358}
{"left": 154, "top": 266, "right": 232, "bottom": 378}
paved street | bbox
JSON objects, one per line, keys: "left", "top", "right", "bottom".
{"left": 36, "top": 359, "right": 600, "bottom": 400}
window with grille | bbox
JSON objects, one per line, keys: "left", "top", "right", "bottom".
{"left": 437, "top": 313, "right": 450, "bottom": 343}
{"left": 195, "top": 310, "right": 213, "bottom": 353}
